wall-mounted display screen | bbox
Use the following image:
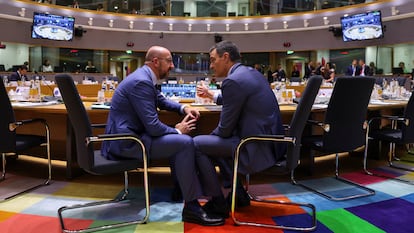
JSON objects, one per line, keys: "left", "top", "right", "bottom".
{"left": 341, "top": 11, "right": 383, "bottom": 42}
{"left": 31, "top": 12, "right": 75, "bottom": 41}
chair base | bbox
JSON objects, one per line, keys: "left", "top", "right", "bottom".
{"left": 58, "top": 192, "right": 149, "bottom": 233}
{"left": 1, "top": 152, "right": 51, "bottom": 201}
{"left": 295, "top": 176, "right": 375, "bottom": 201}
{"left": 231, "top": 192, "right": 317, "bottom": 231}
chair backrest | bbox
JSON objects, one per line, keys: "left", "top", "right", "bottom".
{"left": 0, "top": 80, "right": 17, "bottom": 153}
{"left": 54, "top": 74, "right": 95, "bottom": 172}
{"left": 286, "top": 75, "right": 322, "bottom": 170}
{"left": 322, "top": 77, "right": 375, "bottom": 153}
{"left": 402, "top": 92, "right": 414, "bottom": 142}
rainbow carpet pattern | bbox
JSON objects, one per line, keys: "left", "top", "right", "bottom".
{"left": 1, "top": 166, "right": 414, "bottom": 233}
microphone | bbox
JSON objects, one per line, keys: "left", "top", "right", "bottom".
{"left": 40, "top": 75, "right": 62, "bottom": 102}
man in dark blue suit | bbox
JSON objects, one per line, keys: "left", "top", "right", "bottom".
{"left": 8, "top": 65, "right": 28, "bottom": 82}
{"left": 101, "top": 46, "right": 224, "bottom": 226}
{"left": 345, "top": 59, "right": 358, "bottom": 76}
{"left": 194, "top": 41, "right": 286, "bottom": 218}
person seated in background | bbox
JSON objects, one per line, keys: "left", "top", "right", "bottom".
{"left": 368, "top": 62, "right": 376, "bottom": 76}
{"left": 303, "top": 61, "right": 315, "bottom": 80}
{"left": 8, "top": 65, "right": 28, "bottom": 82}
{"left": 96, "top": 3, "right": 104, "bottom": 11}
{"left": 101, "top": 45, "right": 225, "bottom": 226}
{"left": 272, "top": 63, "right": 286, "bottom": 81}
{"left": 42, "top": 59, "right": 53, "bottom": 72}
{"left": 194, "top": 41, "right": 286, "bottom": 219}
{"left": 291, "top": 64, "right": 300, "bottom": 78}
{"left": 346, "top": 59, "right": 358, "bottom": 76}
{"left": 85, "top": 60, "right": 95, "bottom": 71}
{"left": 358, "top": 59, "right": 370, "bottom": 76}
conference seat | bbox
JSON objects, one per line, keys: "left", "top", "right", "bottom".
{"left": 297, "top": 77, "right": 376, "bottom": 201}
{"left": 54, "top": 74, "right": 149, "bottom": 233}
{"left": 0, "top": 79, "right": 51, "bottom": 200}
{"left": 230, "top": 75, "right": 323, "bottom": 231}
{"left": 364, "top": 90, "right": 414, "bottom": 183}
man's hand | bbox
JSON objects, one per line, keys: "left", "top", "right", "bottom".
{"left": 175, "top": 114, "right": 197, "bottom": 135}
{"left": 183, "top": 105, "right": 200, "bottom": 119}
{"left": 196, "top": 84, "right": 214, "bottom": 100}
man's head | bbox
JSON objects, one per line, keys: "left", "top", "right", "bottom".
{"left": 145, "top": 46, "right": 174, "bottom": 80}
{"left": 359, "top": 59, "right": 365, "bottom": 66}
{"left": 19, "top": 65, "right": 28, "bottom": 76}
{"left": 209, "top": 41, "right": 241, "bottom": 78}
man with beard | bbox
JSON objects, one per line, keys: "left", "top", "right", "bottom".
{"left": 102, "top": 46, "right": 225, "bottom": 226}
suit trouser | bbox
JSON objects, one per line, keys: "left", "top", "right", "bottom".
{"left": 150, "top": 134, "right": 202, "bottom": 202}
{"left": 193, "top": 135, "right": 239, "bottom": 197}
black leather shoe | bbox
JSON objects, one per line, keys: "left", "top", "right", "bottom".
{"left": 202, "top": 200, "right": 230, "bottom": 219}
{"left": 182, "top": 205, "right": 225, "bottom": 226}
{"left": 226, "top": 187, "right": 251, "bottom": 208}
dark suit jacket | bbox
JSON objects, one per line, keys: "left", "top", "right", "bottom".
{"left": 8, "top": 71, "right": 27, "bottom": 82}
{"left": 359, "top": 65, "right": 371, "bottom": 76}
{"left": 212, "top": 63, "right": 286, "bottom": 174}
{"left": 346, "top": 65, "right": 358, "bottom": 76}
{"left": 102, "top": 65, "right": 182, "bottom": 159}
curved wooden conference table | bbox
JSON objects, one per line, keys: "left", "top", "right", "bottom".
{"left": 12, "top": 99, "right": 407, "bottom": 178}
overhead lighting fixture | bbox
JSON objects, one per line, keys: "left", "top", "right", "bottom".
{"left": 129, "top": 21, "right": 134, "bottom": 29}
{"left": 304, "top": 19, "right": 309, "bottom": 28}
{"left": 391, "top": 6, "right": 399, "bottom": 16}
{"left": 149, "top": 22, "right": 154, "bottom": 30}
{"left": 283, "top": 21, "right": 288, "bottom": 29}
{"left": 226, "top": 23, "right": 230, "bottom": 32}
{"left": 169, "top": 23, "right": 173, "bottom": 31}
{"left": 188, "top": 23, "right": 192, "bottom": 31}
{"left": 323, "top": 17, "right": 329, "bottom": 25}
{"left": 108, "top": 19, "right": 114, "bottom": 28}
{"left": 206, "top": 24, "right": 211, "bottom": 32}
{"left": 244, "top": 23, "right": 249, "bottom": 31}
{"left": 264, "top": 22, "right": 268, "bottom": 30}
{"left": 88, "top": 17, "right": 93, "bottom": 26}
{"left": 18, "top": 8, "right": 25, "bottom": 17}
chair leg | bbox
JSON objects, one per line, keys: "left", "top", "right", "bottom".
{"left": 1, "top": 153, "right": 5, "bottom": 181}
{"left": 364, "top": 137, "right": 414, "bottom": 184}
{"left": 231, "top": 160, "right": 316, "bottom": 231}
{"left": 296, "top": 153, "right": 375, "bottom": 201}
{"left": 58, "top": 171, "right": 150, "bottom": 233}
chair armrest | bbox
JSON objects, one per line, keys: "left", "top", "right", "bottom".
{"left": 368, "top": 115, "right": 408, "bottom": 127}
{"left": 9, "top": 118, "right": 47, "bottom": 131}
{"left": 239, "top": 134, "right": 296, "bottom": 147}
{"left": 91, "top": 123, "right": 107, "bottom": 129}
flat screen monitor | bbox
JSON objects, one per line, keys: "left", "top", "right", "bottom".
{"left": 31, "top": 12, "right": 75, "bottom": 41}
{"left": 160, "top": 83, "right": 196, "bottom": 100}
{"left": 341, "top": 11, "right": 383, "bottom": 42}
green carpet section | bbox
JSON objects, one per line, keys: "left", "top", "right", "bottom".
{"left": 317, "top": 209, "right": 385, "bottom": 233}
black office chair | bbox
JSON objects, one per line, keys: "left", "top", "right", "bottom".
{"left": 297, "top": 77, "right": 376, "bottom": 201}
{"left": 0, "top": 79, "right": 51, "bottom": 200}
{"left": 54, "top": 74, "right": 149, "bottom": 233}
{"left": 364, "top": 91, "right": 414, "bottom": 183}
{"left": 231, "top": 76, "right": 323, "bottom": 231}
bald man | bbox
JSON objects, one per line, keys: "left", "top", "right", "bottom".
{"left": 102, "top": 46, "right": 224, "bottom": 226}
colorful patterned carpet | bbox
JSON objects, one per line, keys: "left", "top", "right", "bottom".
{"left": 1, "top": 164, "right": 414, "bottom": 233}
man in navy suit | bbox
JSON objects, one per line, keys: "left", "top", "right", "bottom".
{"left": 8, "top": 65, "right": 28, "bottom": 82}
{"left": 102, "top": 46, "right": 224, "bottom": 226}
{"left": 345, "top": 59, "right": 358, "bottom": 76}
{"left": 193, "top": 41, "right": 286, "bottom": 218}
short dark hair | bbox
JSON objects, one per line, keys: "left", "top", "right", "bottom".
{"left": 20, "top": 65, "right": 28, "bottom": 71}
{"left": 209, "top": 40, "right": 241, "bottom": 62}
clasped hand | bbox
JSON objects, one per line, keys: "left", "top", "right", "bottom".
{"left": 175, "top": 114, "right": 197, "bottom": 135}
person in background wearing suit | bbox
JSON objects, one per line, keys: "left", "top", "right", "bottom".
{"left": 358, "top": 59, "right": 370, "bottom": 76}
{"left": 345, "top": 59, "right": 358, "bottom": 76}
{"left": 8, "top": 65, "right": 28, "bottom": 82}
{"left": 303, "top": 61, "right": 315, "bottom": 80}
{"left": 194, "top": 41, "right": 286, "bottom": 218}
{"left": 272, "top": 63, "right": 286, "bottom": 81}
{"left": 101, "top": 46, "right": 225, "bottom": 226}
